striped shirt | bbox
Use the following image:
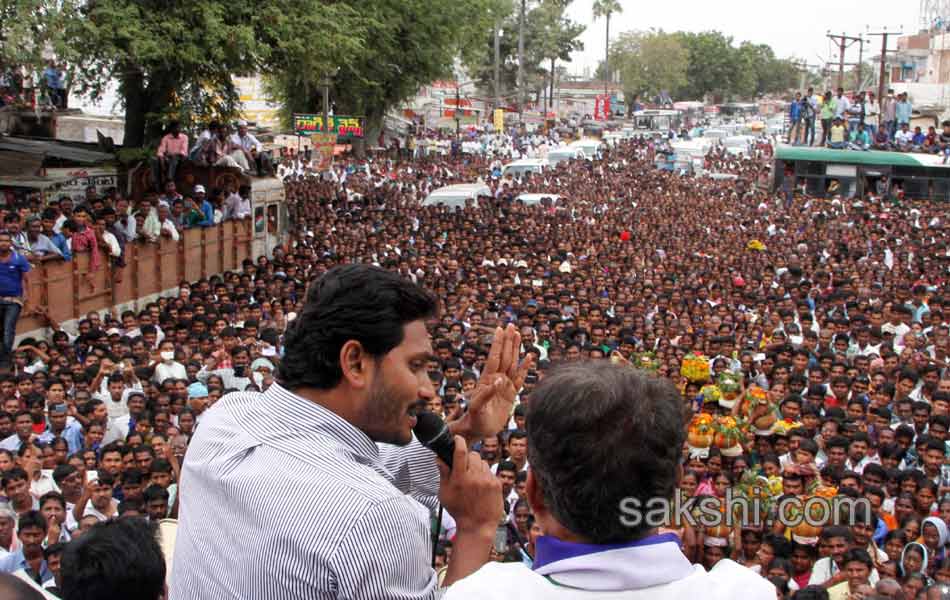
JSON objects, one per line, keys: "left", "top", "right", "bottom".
{"left": 169, "top": 383, "right": 443, "bottom": 599}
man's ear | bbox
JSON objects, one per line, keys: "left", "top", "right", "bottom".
{"left": 339, "top": 340, "right": 372, "bottom": 390}
{"left": 526, "top": 469, "right": 546, "bottom": 518}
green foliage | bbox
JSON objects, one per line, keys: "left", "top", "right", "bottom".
{"left": 591, "top": 0, "right": 622, "bottom": 20}
{"left": 462, "top": 0, "right": 583, "bottom": 107}
{"left": 610, "top": 31, "right": 688, "bottom": 104}
{"left": 0, "top": 0, "right": 73, "bottom": 77}
{"left": 268, "top": 0, "right": 495, "bottom": 133}
{"left": 58, "top": 0, "right": 362, "bottom": 147}
{"left": 606, "top": 29, "right": 802, "bottom": 102}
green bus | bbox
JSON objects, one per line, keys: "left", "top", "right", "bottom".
{"left": 773, "top": 145, "right": 950, "bottom": 201}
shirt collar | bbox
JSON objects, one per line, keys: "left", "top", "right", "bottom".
{"left": 242, "top": 383, "right": 380, "bottom": 467}
{"left": 532, "top": 532, "right": 694, "bottom": 592}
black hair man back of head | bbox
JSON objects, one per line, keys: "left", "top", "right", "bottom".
{"left": 61, "top": 517, "right": 166, "bottom": 600}
{"left": 526, "top": 360, "right": 686, "bottom": 543}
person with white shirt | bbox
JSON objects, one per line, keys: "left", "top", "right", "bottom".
{"left": 152, "top": 341, "right": 187, "bottom": 385}
{"left": 807, "top": 526, "right": 880, "bottom": 588}
{"left": 445, "top": 362, "right": 773, "bottom": 600}
{"left": 230, "top": 120, "right": 272, "bottom": 176}
{"left": 195, "top": 344, "right": 252, "bottom": 391}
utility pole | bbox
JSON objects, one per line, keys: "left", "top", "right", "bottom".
{"left": 857, "top": 36, "right": 865, "bottom": 90}
{"left": 867, "top": 28, "right": 903, "bottom": 115}
{"left": 604, "top": 12, "right": 611, "bottom": 96}
{"left": 826, "top": 32, "right": 864, "bottom": 89}
{"left": 794, "top": 60, "right": 822, "bottom": 91}
{"left": 456, "top": 84, "right": 461, "bottom": 142}
{"left": 518, "top": 0, "right": 526, "bottom": 119}
{"left": 322, "top": 77, "right": 331, "bottom": 135}
{"left": 494, "top": 17, "right": 501, "bottom": 111}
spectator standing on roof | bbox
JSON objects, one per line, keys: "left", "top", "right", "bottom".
{"left": 895, "top": 93, "right": 912, "bottom": 129}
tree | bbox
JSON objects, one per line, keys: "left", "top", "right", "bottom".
{"left": 531, "top": 1, "right": 584, "bottom": 114}
{"left": 609, "top": 30, "right": 688, "bottom": 105}
{"left": 603, "top": 29, "right": 801, "bottom": 102}
{"left": 63, "top": 0, "right": 363, "bottom": 148}
{"left": 463, "top": 0, "right": 583, "bottom": 111}
{"left": 674, "top": 31, "right": 738, "bottom": 101}
{"left": 592, "top": 0, "right": 621, "bottom": 95}
{"left": 0, "top": 0, "right": 73, "bottom": 89}
{"left": 269, "top": 0, "right": 494, "bottom": 135}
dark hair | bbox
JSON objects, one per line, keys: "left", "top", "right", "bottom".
{"left": 18, "top": 510, "right": 46, "bottom": 533}
{"left": 791, "top": 585, "right": 830, "bottom": 599}
{"left": 61, "top": 517, "right": 166, "bottom": 600}
{"left": 820, "top": 525, "right": 852, "bottom": 543}
{"left": 39, "top": 491, "right": 66, "bottom": 511}
{"left": 841, "top": 547, "right": 873, "bottom": 570}
{"left": 495, "top": 460, "right": 517, "bottom": 477}
{"left": 278, "top": 265, "right": 437, "bottom": 390}
{"left": 526, "top": 361, "right": 685, "bottom": 543}
{"left": 52, "top": 464, "right": 77, "bottom": 485}
{"left": 1, "top": 467, "right": 28, "bottom": 488}
{"left": 142, "top": 484, "right": 169, "bottom": 503}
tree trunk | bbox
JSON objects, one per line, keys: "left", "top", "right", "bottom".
{"left": 550, "top": 57, "right": 556, "bottom": 118}
{"left": 494, "top": 17, "right": 501, "bottom": 110}
{"left": 518, "top": 0, "right": 525, "bottom": 117}
{"left": 604, "top": 13, "right": 610, "bottom": 97}
{"left": 120, "top": 66, "right": 147, "bottom": 149}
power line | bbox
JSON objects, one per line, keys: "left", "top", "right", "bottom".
{"left": 826, "top": 32, "right": 864, "bottom": 89}
{"left": 866, "top": 28, "right": 903, "bottom": 113}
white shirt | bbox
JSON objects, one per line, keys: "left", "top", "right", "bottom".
{"left": 153, "top": 361, "right": 187, "bottom": 385}
{"left": 30, "top": 471, "right": 60, "bottom": 501}
{"left": 83, "top": 498, "right": 118, "bottom": 522}
{"left": 170, "top": 383, "right": 443, "bottom": 600}
{"left": 845, "top": 454, "right": 880, "bottom": 475}
{"left": 230, "top": 132, "right": 263, "bottom": 153}
{"left": 808, "top": 557, "right": 879, "bottom": 586}
{"left": 444, "top": 558, "right": 774, "bottom": 600}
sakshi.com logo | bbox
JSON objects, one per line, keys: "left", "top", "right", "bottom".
{"left": 618, "top": 489, "right": 872, "bottom": 530}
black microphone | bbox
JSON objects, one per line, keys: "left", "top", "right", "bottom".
{"left": 413, "top": 411, "right": 455, "bottom": 469}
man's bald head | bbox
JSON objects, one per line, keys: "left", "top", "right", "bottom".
{"left": 0, "top": 573, "right": 46, "bottom": 600}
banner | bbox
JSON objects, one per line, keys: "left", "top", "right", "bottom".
{"left": 293, "top": 114, "right": 365, "bottom": 138}
{"left": 310, "top": 133, "right": 337, "bottom": 171}
{"left": 45, "top": 168, "right": 119, "bottom": 199}
{"left": 493, "top": 109, "right": 504, "bottom": 131}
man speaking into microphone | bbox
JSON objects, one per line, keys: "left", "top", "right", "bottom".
{"left": 170, "top": 264, "right": 531, "bottom": 599}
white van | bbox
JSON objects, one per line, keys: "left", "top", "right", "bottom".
{"left": 569, "top": 138, "right": 604, "bottom": 160}
{"left": 421, "top": 183, "right": 490, "bottom": 210}
{"left": 547, "top": 146, "right": 585, "bottom": 167}
{"left": 501, "top": 158, "right": 547, "bottom": 179}
{"left": 723, "top": 135, "right": 755, "bottom": 156}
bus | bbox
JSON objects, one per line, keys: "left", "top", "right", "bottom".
{"left": 772, "top": 145, "right": 950, "bottom": 201}
{"left": 629, "top": 109, "right": 682, "bottom": 133}
{"left": 718, "top": 103, "right": 758, "bottom": 120}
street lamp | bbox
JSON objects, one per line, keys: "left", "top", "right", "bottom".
{"left": 453, "top": 80, "right": 476, "bottom": 145}
{"left": 321, "top": 67, "right": 340, "bottom": 135}
{"left": 455, "top": 85, "right": 462, "bottom": 143}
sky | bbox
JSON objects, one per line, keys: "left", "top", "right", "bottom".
{"left": 562, "top": 0, "right": 923, "bottom": 77}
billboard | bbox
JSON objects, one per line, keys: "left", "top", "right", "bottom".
{"left": 293, "top": 115, "right": 365, "bottom": 138}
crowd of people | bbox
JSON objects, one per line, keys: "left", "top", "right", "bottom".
{"left": 0, "top": 124, "right": 945, "bottom": 598}
{"left": 785, "top": 87, "right": 950, "bottom": 157}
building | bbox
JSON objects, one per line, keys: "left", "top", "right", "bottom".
{"left": 892, "top": 33, "right": 931, "bottom": 83}
{"left": 553, "top": 79, "right": 624, "bottom": 118}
